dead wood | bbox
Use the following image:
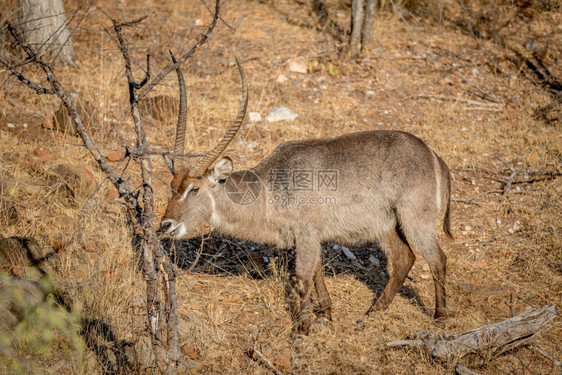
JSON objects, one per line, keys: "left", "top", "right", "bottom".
{"left": 387, "top": 305, "right": 557, "bottom": 366}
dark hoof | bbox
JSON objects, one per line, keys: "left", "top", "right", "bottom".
{"left": 434, "top": 310, "right": 448, "bottom": 321}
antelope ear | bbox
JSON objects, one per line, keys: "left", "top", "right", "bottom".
{"left": 208, "top": 157, "right": 233, "bottom": 184}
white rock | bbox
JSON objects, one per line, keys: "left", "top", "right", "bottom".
{"left": 287, "top": 58, "right": 307, "bottom": 74}
{"left": 248, "top": 141, "right": 258, "bottom": 150}
{"left": 365, "top": 89, "right": 376, "bottom": 98}
{"left": 266, "top": 106, "right": 298, "bottom": 123}
{"left": 248, "top": 112, "right": 262, "bottom": 123}
{"left": 276, "top": 74, "right": 288, "bottom": 84}
{"left": 6, "top": 123, "right": 15, "bottom": 128}
{"left": 341, "top": 246, "right": 356, "bottom": 261}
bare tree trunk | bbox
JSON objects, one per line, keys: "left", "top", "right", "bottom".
{"left": 361, "top": 0, "right": 377, "bottom": 52}
{"left": 350, "top": 0, "right": 365, "bottom": 57}
{"left": 1, "top": 1, "right": 222, "bottom": 373}
{"left": 18, "top": 0, "right": 75, "bottom": 64}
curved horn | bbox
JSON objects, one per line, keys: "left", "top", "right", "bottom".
{"left": 170, "top": 50, "right": 187, "bottom": 173}
{"left": 188, "top": 57, "right": 248, "bottom": 177}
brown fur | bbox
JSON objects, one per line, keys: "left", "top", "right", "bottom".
{"left": 161, "top": 130, "right": 453, "bottom": 334}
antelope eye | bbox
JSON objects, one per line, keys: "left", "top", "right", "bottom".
{"left": 189, "top": 186, "right": 200, "bottom": 195}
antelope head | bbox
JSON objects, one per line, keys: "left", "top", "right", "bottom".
{"left": 160, "top": 56, "right": 248, "bottom": 239}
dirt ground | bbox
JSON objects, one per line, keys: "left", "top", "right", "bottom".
{"left": 0, "top": 0, "right": 561, "bottom": 374}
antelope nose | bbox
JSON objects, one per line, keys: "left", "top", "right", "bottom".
{"left": 159, "top": 220, "right": 174, "bottom": 233}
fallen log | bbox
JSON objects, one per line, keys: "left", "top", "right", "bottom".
{"left": 387, "top": 305, "right": 558, "bottom": 363}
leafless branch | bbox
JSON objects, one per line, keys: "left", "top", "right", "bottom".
{"left": 109, "top": 12, "right": 179, "bottom": 372}
{"left": 0, "top": 55, "right": 54, "bottom": 94}
{"left": 137, "top": 0, "right": 221, "bottom": 101}
{"left": 186, "top": 234, "right": 208, "bottom": 273}
{"left": 247, "top": 327, "right": 283, "bottom": 375}
{"left": 198, "top": 0, "right": 233, "bottom": 30}
{"left": 452, "top": 190, "right": 503, "bottom": 206}
{"left": 408, "top": 94, "right": 503, "bottom": 108}
{"left": 527, "top": 345, "right": 562, "bottom": 367}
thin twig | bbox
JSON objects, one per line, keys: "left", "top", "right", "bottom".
{"left": 137, "top": 0, "right": 221, "bottom": 101}
{"left": 0, "top": 55, "right": 54, "bottom": 94}
{"left": 409, "top": 94, "right": 503, "bottom": 108}
{"left": 386, "top": 339, "right": 424, "bottom": 347}
{"left": 248, "top": 328, "right": 282, "bottom": 375}
{"left": 186, "top": 234, "right": 207, "bottom": 273}
{"left": 114, "top": 15, "right": 148, "bottom": 28}
{"left": 252, "top": 349, "right": 283, "bottom": 375}
{"left": 198, "top": 0, "right": 233, "bottom": 30}
{"left": 452, "top": 189, "right": 503, "bottom": 206}
{"left": 527, "top": 345, "right": 562, "bottom": 367}
{"left": 455, "top": 364, "right": 481, "bottom": 375}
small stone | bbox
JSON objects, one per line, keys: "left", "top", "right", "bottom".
{"left": 341, "top": 246, "right": 356, "bottom": 261}
{"left": 53, "top": 240, "right": 65, "bottom": 253}
{"left": 106, "top": 150, "right": 121, "bottom": 162}
{"left": 287, "top": 58, "right": 307, "bottom": 74}
{"left": 273, "top": 354, "right": 292, "bottom": 372}
{"left": 0, "top": 237, "right": 53, "bottom": 276}
{"left": 50, "top": 164, "right": 97, "bottom": 201}
{"left": 365, "top": 89, "right": 376, "bottom": 98}
{"left": 420, "top": 272, "right": 431, "bottom": 280}
{"left": 248, "top": 112, "right": 262, "bottom": 123}
{"left": 21, "top": 184, "right": 41, "bottom": 195}
{"left": 181, "top": 344, "right": 199, "bottom": 360}
{"left": 33, "top": 146, "right": 51, "bottom": 162}
{"left": 266, "top": 106, "right": 298, "bottom": 123}
{"left": 105, "top": 189, "right": 119, "bottom": 201}
{"left": 276, "top": 73, "right": 288, "bottom": 84}
{"left": 42, "top": 118, "right": 54, "bottom": 129}
{"left": 58, "top": 215, "right": 75, "bottom": 229}
{"left": 6, "top": 123, "right": 15, "bottom": 128}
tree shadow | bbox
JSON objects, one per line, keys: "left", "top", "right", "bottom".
{"left": 54, "top": 290, "right": 136, "bottom": 375}
{"left": 162, "top": 231, "right": 431, "bottom": 318}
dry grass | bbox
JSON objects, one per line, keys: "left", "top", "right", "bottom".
{"left": 1, "top": 0, "right": 560, "bottom": 374}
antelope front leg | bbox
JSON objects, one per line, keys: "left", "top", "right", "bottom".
{"left": 293, "top": 236, "right": 322, "bottom": 335}
{"left": 314, "top": 269, "right": 332, "bottom": 321}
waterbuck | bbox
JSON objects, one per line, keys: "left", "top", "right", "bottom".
{"left": 160, "top": 59, "right": 453, "bottom": 334}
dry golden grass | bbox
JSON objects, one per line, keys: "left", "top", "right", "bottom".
{"left": 1, "top": 0, "right": 560, "bottom": 374}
